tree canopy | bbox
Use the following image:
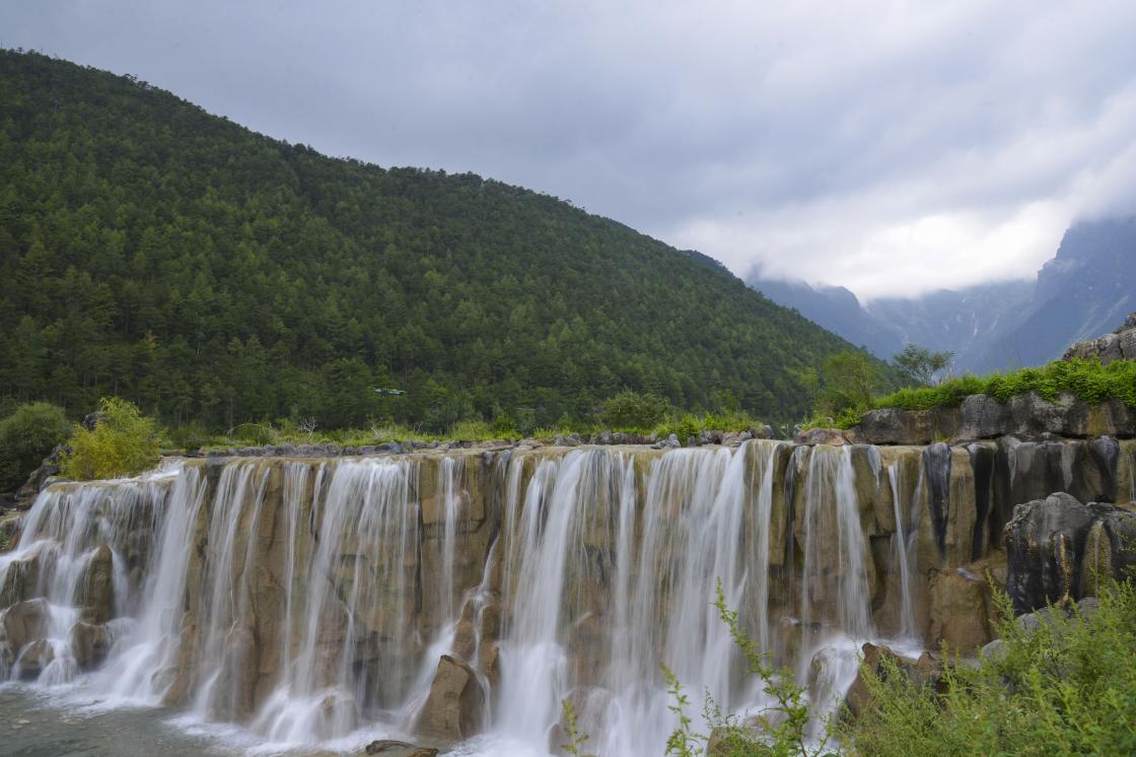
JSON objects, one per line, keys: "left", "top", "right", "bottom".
{"left": 0, "top": 50, "right": 876, "bottom": 430}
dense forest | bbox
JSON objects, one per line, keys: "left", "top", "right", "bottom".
{"left": 0, "top": 50, "right": 868, "bottom": 431}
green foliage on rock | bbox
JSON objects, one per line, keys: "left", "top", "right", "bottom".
{"left": 872, "top": 358, "right": 1136, "bottom": 414}
{"left": 61, "top": 397, "right": 161, "bottom": 480}
{"left": 0, "top": 50, "right": 870, "bottom": 432}
{"left": 839, "top": 583, "right": 1136, "bottom": 756}
{"left": 0, "top": 401, "right": 70, "bottom": 492}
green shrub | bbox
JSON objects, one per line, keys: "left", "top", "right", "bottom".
{"left": 449, "top": 418, "right": 496, "bottom": 440}
{"left": 598, "top": 390, "right": 671, "bottom": 431}
{"left": 0, "top": 402, "right": 70, "bottom": 492}
{"left": 229, "top": 422, "right": 275, "bottom": 446}
{"left": 839, "top": 582, "right": 1136, "bottom": 756}
{"left": 164, "top": 421, "right": 217, "bottom": 451}
{"left": 61, "top": 397, "right": 162, "bottom": 480}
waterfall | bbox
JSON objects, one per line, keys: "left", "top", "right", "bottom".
{"left": 253, "top": 457, "right": 421, "bottom": 744}
{"left": 797, "top": 445, "right": 873, "bottom": 729}
{"left": 0, "top": 439, "right": 956, "bottom": 755}
{"left": 887, "top": 463, "right": 917, "bottom": 640}
{"left": 0, "top": 464, "right": 178, "bottom": 687}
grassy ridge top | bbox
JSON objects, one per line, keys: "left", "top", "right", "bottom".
{"left": 0, "top": 50, "right": 866, "bottom": 431}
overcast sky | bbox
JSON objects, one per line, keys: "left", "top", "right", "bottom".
{"left": 4, "top": 1, "right": 1135, "bottom": 299}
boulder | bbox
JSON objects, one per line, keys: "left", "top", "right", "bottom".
{"left": 844, "top": 643, "right": 941, "bottom": 721}
{"left": 15, "top": 637, "right": 54, "bottom": 679}
{"left": 928, "top": 568, "right": 994, "bottom": 652}
{"left": 1004, "top": 493, "right": 1136, "bottom": 613}
{"left": 1, "top": 598, "right": 48, "bottom": 654}
{"left": 1004, "top": 493, "right": 1093, "bottom": 613}
{"left": 76, "top": 544, "right": 116, "bottom": 623}
{"left": 415, "top": 655, "right": 485, "bottom": 742}
{"left": 0, "top": 511, "right": 22, "bottom": 553}
{"left": 70, "top": 621, "right": 112, "bottom": 669}
{"left": 706, "top": 724, "right": 763, "bottom": 755}
{"left": 794, "top": 427, "right": 849, "bottom": 446}
{"left": 363, "top": 741, "right": 438, "bottom": 757}
{"left": 957, "top": 395, "right": 1010, "bottom": 441}
{"left": 979, "top": 638, "right": 1008, "bottom": 663}
{"left": 0, "top": 551, "right": 40, "bottom": 606}
{"left": 14, "top": 443, "right": 68, "bottom": 509}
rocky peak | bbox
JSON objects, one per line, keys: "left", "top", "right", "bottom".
{"left": 1062, "top": 312, "right": 1136, "bottom": 364}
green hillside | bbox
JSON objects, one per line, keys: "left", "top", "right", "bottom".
{"left": 0, "top": 50, "right": 865, "bottom": 431}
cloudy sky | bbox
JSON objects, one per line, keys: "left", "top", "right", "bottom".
{"left": 4, "top": 1, "right": 1135, "bottom": 299}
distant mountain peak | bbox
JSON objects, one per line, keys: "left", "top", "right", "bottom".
{"left": 748, "top": 215, "right": 1135, "bottom": 373}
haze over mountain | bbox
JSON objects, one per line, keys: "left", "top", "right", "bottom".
{"left": 0, "top": 50, "right": 867, "bottom": 430}
{"left": 748, "top": 216, "right": 1136, "bottom": 373}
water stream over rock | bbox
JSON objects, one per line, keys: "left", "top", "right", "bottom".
{"left": 0, "top": 437, "right": 1131, "bottom": 755}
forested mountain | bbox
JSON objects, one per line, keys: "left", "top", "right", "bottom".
{"left": 0, "top": 50, "right": 863, "bottom": 430}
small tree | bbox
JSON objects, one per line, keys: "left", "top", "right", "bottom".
{"left": 817, "top": 350, "right": 880, "bottom": 418}
{"left": 893, "top": 344, "right": 953, "bottom": 387}
{"left": 62, "top": 397, "right": 161, "bottom": 480}
{"left": 597, "top": 390, "right": 670, "bottom": 430}
{"left": 0, "top": 402, "right": 70, "bottom": 492}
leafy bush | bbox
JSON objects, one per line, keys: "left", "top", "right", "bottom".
{"left": 163, "top": 421, "right": 217, "bottom": 452}
{"left": 0, "top": 402, "right": 70, "bottom": 492}
{"left": 839, "top": 582, "right": 1136, "bottom": 756}
{"left": 448, "top": 419, "right": 498, "bottom": 440}
{"left": 598, "top": 391, "right": 671, "bottom": 430}
{"left": 61, "top": 397, "right": 162, "bottom": 480}
{"left": 230, "top": 422, "right": 276, "bottom": 446}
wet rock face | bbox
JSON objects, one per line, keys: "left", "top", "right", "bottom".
{"left": 76, "top": 544, "right": 115, "bottom": 624}
{"left": 70, "top": 621, "right": 112, "bottom": 670}
{"left": 1, "top": 598, "right": 48, "bottom": 656}
{"left": 1004, "top": 493, "right": 1136, "bottom": 613}
{"left": 415, "top": 655, "right": 485, "bottom": 742}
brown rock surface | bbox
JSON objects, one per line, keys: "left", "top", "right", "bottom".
{"left": 415, "top": 654, "right": 485, "bottom": 742}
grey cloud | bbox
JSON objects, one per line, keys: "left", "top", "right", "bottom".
{"left": 3, "top": 0, "right": 1135, "bottom": 297}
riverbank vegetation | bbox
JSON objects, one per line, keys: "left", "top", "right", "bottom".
{"left": 839, "top": 582, "right": 1136, "bottom": 756}
{"left": 658, "top": 579, "right": 1136, "bottom": 756}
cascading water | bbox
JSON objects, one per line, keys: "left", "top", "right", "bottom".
{"left": 887, "top": 462, "right": 917, "bottom": 640}
{"left": 0, "top": 439, "right": 968, "bottom": 755}
{"left": 797, "top": 445, "right": 874, "bottom": 728}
